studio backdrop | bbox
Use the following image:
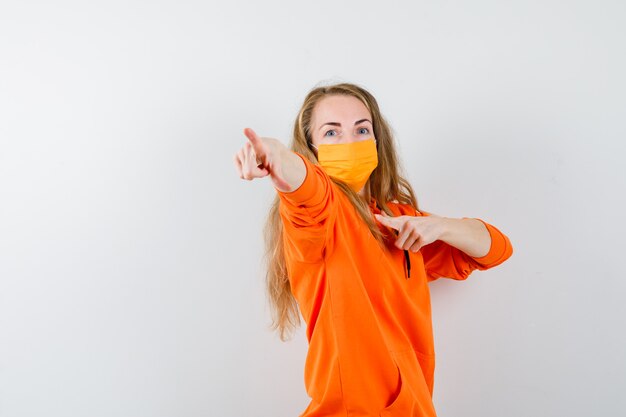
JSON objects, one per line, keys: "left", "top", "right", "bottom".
{"left": 1, "top": 1, "right": 624, "bottom": 416}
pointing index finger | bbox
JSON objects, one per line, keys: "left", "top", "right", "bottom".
{"left": 243, "top": 128, "right": 266, "bottom": 157}
{"left": 375, "top": 213, "right": 404, "bottom": 230}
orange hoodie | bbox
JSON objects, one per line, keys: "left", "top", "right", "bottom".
{"left": 277, "top": 153, "right": 513, "bottom": 417}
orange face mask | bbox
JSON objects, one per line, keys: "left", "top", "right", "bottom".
{"left": 312, "top": 138, "right": 378, "bottom": 192}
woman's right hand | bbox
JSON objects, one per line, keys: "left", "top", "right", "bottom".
{"left": 234, "top": 128, "right": 292, "bottom": 191}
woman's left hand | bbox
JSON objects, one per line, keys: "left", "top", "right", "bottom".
{"left": 374, "top": 212, "right": 447, "bottom": 253}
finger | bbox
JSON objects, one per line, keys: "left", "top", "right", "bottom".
{"left": 243, "top": 141, "right": 257, "bottom": 167}
{"left": 243, "top": 127, "right": 259, "bottom": 143}
{"left": 233, "top": 152, "right": 244, "bottom": 179}
{"left": 409, "top": 237, "right": 423, "bottom": 253}
{"left": 375, "top": 213, "right": 396, "bottom": 230}
{"left": 402, "top": 230, "right": 420, "bottom": 250}
{"left": 374, "top": 214, "right": 399, "bottom": 230}
{"left": 242, "top": 142, "right": 264, "bottom": 174}
{"left": 395, "top": 224, "right": 409, "bottom": 248}
{"left": 242, "top": 130, "right": 290, "bottom": 189}
{"left": 240, "top": 145, "right": 253, "bottom": 179}
{"left": 374, "top": 213, "right": 389, "bottom": 227}
{"left": 243, "top": 128, "right": 266, "bottom": 160}
{"left": 241, "top": 146, "right": 266, "bottom": 180}
{"left": 396, "top": 223, "right": 415, "bottom": 249}
{"left": 374, "top": 213, "right": 403, "bottom": 231}
{"left": 239, "top": 148, "right": 255, "bottom": 179}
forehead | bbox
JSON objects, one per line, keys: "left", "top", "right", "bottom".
{"left": 312, "top": 95, "right": 371, "bottom": 126}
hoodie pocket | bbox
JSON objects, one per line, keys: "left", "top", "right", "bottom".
{"left": 380, "top": 349, "right": 437, "bottom": 416}
{"left": 379, "top": 363, "right": 411, "bottom": 416}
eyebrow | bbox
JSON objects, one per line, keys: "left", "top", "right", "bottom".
{"left": 319, "top": 118, "right": 372, "bottom": 131}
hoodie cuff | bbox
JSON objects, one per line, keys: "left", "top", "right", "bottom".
{"left": 468, "top": 218, "right": 512, "bottom": 267}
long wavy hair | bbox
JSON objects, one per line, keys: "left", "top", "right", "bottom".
{"left": 264, "top": 82, "right": 421, "bottom": 341}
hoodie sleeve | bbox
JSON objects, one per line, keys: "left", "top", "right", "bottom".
{"left": 276, "top": 153, "right": 338, "bottom": 263}
{"left": 421, "top": 217, "right": 513, "bottom": 282}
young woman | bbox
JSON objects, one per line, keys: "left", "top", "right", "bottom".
{"left": 234, "top": 82, "right": 513, "bottom": 417}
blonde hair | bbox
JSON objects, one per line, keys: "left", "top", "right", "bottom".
{"left": 264, "top": 82, "right": 421, "bottom": 341}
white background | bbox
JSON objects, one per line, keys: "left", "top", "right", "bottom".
{"left": 1, "top": 0, "right": 625, "bottom": 416}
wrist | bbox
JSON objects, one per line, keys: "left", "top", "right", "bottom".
{"left": 438, "top": 217, "right": 455, "bottom": 242}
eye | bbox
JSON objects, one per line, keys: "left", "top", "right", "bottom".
{"left": 324, "top": 129, "right": 338, "bottom": 137}
{"left": 358, "top": 127, "right": 370, "bottom": 134}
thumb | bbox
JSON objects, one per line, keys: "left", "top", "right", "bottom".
{"left": 268, "top": 159, "right": 292, "bottom": 191}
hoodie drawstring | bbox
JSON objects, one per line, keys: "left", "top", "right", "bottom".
{"left": 375, "top": 202, "right": 411, "bottom": 279}
{"left": 404, "top": 249, "right": 411, "bottom": 279}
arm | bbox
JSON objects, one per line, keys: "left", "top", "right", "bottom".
{"left": 438, "top": 217, "right": 491, "bottom": 258}
{"left": 375, "top": 211, "right": 513, "bottom": 281}
{"left": 235, "top": 128, "right": 338, "bottom": 262}
{"left": 422, "top": 216, "right": 514, "bottom": 281}
{"left": 375, "top": 212, "right": 495, "bottom": 258}
{"left": 234, "top": 127, "right": 306, "bottom": 192}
